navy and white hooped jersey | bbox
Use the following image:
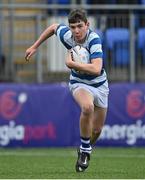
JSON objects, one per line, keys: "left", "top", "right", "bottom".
{"left": 55, "top": 23, "right": 107, "bottom": 88}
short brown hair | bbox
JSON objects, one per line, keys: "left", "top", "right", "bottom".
{"left": 68, "top": 9, "right": 87, "bottom": 24}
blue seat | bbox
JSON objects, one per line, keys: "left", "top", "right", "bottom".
{"left": 137, "top": 28, "right": 145, "bottom": 49}
{"left": 137, "top": 28, "right": 145, "bottom": 63}
{"left": 86, "top": 0, "right": 116, "bottom": 4}
{"left": 105, "top": 28, "right": 130, "bottom": 66}
{"left": 58, "top": 0, "right": 70, "bottom": 4}
{"left": 139, "top": 0, "right": 145, "bottom": 4}
{"left": 47, "top": 0, "right": 70, "bottom": 4}
{"left": 47, "top": 0, "right": 70, "bottom": 15}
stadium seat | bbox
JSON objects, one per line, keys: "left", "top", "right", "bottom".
{"left": 47, "top": 0, "right": 70, "bottom": 15}
{"left": 86, "top": 0, "right": 116, "bottom": 4}
{"left": 137, "top": 28, "right": 145, "bottom": 49}
{"left": 139, "top": 0, "right": 145, "bottom": 4}
{"left": 47, "top": 0, "right": 70, "bottom": 3}
{"left": 137, "top": 28, "right": 145, "bottom": 63}
{"left": 105, "top": 28, "right": 130, "bottom": 66}
{"left": 58, "top": 0, "right": 70, "bottom": 4}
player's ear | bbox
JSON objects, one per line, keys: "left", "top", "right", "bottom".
{"left": 86, "top": 21, "right": 90, "bottom": 28}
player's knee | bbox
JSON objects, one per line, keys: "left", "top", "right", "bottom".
{"left": 81, "top": 103, "right": 94, "bottom": 116}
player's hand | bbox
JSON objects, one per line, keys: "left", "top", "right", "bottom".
{"left": 25, "top": 46, "right": 37, "bottom": 61}
{"left": 65, "top": 51, "right": 74, "bottom": 68}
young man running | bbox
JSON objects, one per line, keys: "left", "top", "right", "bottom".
{"left": 25, "top": 9, "right": 109, "bottom": 172}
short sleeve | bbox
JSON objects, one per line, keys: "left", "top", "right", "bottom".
{"left": 55, "top": 24, "right": 72, "bottom": 49}
{"left": 88, "top": 33, "right": 103, "bottom": 60}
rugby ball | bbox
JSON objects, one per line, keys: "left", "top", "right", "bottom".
{"left": 71, "top": 45, "right": 90, "bottom": 64}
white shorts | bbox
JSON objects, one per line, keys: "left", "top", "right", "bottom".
{"left": 69, "top": 81, "right": 109, "bottom": 108}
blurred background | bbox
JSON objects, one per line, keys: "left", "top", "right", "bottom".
{"left": 0, "top": 0, "right": 145, "bottom": 83}
{"left": 0, "top": 0, "right": 145, "bottom": 148}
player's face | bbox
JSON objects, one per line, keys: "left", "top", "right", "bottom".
{"left": 69, "top": 21, "right": 89, "bottom": 43}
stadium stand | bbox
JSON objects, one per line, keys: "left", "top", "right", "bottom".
{"left": 8, "top": 0, "right": 47, "bottom": 82}
{"left": 0, "top": 1, "right": 145, "bottom": 82}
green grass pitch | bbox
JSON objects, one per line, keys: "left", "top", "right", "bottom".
{"left": 0, "top": 147, "right": 145, "bottom": 179}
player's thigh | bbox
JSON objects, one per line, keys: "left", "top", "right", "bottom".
{"left": 73, "top": 87, "right": 94, "bottom": 109}
{"left": 92, "top": 106, "right": 108, "bottom": 131}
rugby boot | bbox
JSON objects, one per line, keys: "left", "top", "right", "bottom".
{"left": 75, "top": 149, "right": 90, "bottom": 172}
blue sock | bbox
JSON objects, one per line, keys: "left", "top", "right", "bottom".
{"left": 80, "top": 137, "right": 92, "bottom": 154}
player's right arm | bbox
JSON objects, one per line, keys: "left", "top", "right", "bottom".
{"left": 25, "top": 23, "right": 59, "bottom": 61}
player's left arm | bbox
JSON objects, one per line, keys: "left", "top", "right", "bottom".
{"left": 65, "top": 51, "right": 102, "bottom": 76}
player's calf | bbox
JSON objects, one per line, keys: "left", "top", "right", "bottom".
{"left": 90, "top": 130, "right": 101, "bottom": 146}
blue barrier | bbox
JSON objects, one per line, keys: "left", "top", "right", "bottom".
{"left": 0, "top": 83, "right": 145, "bottom": 147}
